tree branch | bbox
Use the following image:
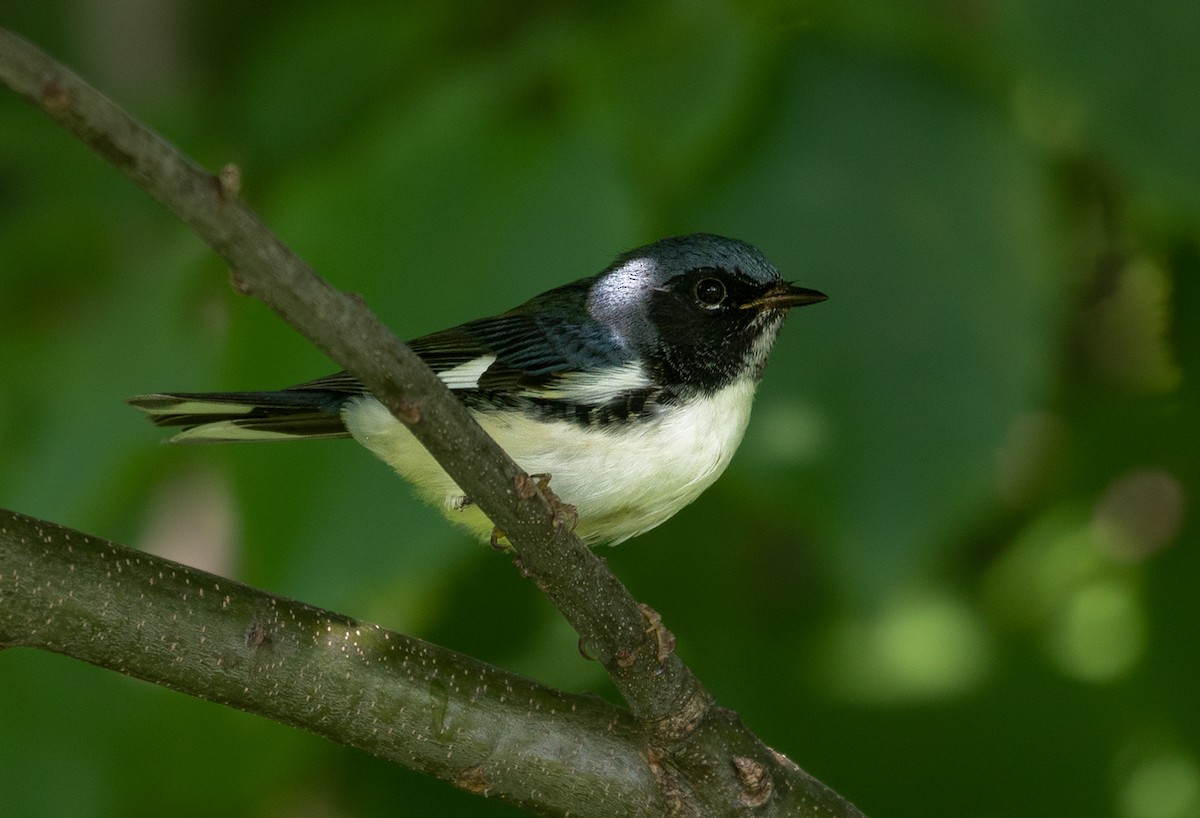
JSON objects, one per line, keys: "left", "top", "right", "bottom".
{"left": 0, "top": 26, "right": 864, "bottom": 817}
{"left": 0, "top": 508, "right": 665, "bottom": 816}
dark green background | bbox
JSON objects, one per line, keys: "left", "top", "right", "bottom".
{"left": 2, "top": 2, "right": 1197, "bottom": 816}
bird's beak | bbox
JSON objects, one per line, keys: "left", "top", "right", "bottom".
{"left": 741, "top": 281, "right": 828, "bottom": 311}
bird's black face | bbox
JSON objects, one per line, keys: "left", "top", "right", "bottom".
{"left": 645, "top": 265, "right": 820, "bottom": 393}
{"left": 584, "top": 234, "right": 825, "bottom": 397}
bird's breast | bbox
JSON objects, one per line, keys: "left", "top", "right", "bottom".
{"left": 341, "top": 379, "right": 758, "bottom": 545}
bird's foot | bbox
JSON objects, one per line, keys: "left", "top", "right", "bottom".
{"left": 489, "top": 527, "right": 512, "bottom": 552}
{"left": 639, "top": 603, "right": 676, "bottom": 668}
{"left": 524, "top": 473, "right": 578, "bottom": 535}
{"left": 492, "top": 473, "right": 578, "bottom": 553}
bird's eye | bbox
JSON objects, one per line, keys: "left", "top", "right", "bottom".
{"left": 694, "top": 277, "right": 726, "bottom": 308}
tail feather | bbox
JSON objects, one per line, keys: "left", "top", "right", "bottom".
{"left": 128, "top": 390, "right": 352, "bottom": 443}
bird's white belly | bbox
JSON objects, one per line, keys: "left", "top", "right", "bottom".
{"left": 341, "top": 380, "right": 757, "bottom": 545}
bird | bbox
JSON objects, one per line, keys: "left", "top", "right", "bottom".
{"left": 129, "top": 233, "right": 826, "bottom": 546}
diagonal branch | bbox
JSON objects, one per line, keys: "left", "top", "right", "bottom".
{"left": 0, "top": 21, "right": 683, "bottom": 722}
{"left": 0, "top": 26, "right": 864, "bottom": 817}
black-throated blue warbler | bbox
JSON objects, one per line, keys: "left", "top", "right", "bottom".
{"left": 130, "top": 234, "right": 826, "bottom": 545}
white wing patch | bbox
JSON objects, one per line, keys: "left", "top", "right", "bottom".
{"left": 437, "top": 355, "right": 497, "bottom": 390}
{"left": 435, "top": 353, "right": 649, "bottom": 404}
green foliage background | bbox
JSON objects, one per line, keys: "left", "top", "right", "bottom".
{"left": 2, "top": 2, "right": 1197, "bottom": 816}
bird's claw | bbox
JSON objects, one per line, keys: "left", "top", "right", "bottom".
{"left": 494, "top": 471, "right": 578, "bottom": 552}
{"left": 489, "top": 527, "right": 512, "bottom": 552}
{"left": 527, "top": 473, "right": 579, "bottom": 534}
{"left": 639, "top": 603, "right": 676, "bottom": 668}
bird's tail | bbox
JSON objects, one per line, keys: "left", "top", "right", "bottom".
{"left": 128, "top": 388, "right": 353, "bottom": 443}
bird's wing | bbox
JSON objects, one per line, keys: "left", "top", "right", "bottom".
{"left": 293, "top": 305, "right": 652, "bottom": 408}
{"left": 414, "top": 309, "right": 647, "bottom": 400}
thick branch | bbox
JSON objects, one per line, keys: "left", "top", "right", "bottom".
{"left": 0, "top": 508, "right": 664, "bottom": 817}
{"left": 0, "top": 27, "right": 865, "bottom": 817}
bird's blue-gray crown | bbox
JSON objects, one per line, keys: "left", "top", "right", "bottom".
{"left": 583, "top": 233, "right": 820, "bottom": 394}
